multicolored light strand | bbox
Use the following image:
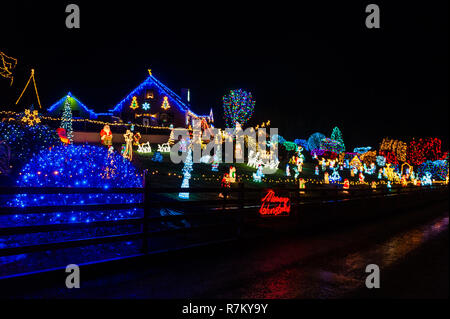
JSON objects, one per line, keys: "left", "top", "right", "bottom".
{"left": 223, "top": 89, "right": 255, "bottom": 128}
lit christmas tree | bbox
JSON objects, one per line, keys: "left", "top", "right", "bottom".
{"left": 331, "top": 126, "right": 345, "bottom": 152}
{"left": 223, "top": 89, "right": 255, "bottom": 128}
{"left": 161, "top": 96, "right": 171, "bottom": 110}
{"left": 130, "top": 96, "right": 139, "bottom": 110}
{"left": 60, "top": 97, "right": 74, "bottom": 143}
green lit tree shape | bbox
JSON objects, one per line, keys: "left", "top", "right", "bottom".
{"left": 331, "top": 126, "right": 345, "bottom": 152}
{"left": 60, "top": 97, "right": 74, "bottom": 143}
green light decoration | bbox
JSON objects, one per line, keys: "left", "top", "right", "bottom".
{"left": 283, "top": 141, "right": 298, "bottom": 151}
{"left": 60, "top": 96, "right": 74, "bottom": 143}
{"left": 330, "top": 126, "right": 345, "bottom": 152}
{"left": 223, "top": 89, "right": 255, "bottom": 128}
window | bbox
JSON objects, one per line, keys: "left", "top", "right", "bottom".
{"left": 145, "top": 89, "right": 154, "bottom": 99}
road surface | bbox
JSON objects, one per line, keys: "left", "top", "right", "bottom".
{"left": 2, "top": 199, "right": 448, "bottom": 299}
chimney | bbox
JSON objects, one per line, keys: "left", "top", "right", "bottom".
{"left": 181, "top": 88, "right": 190, "bottom": 103}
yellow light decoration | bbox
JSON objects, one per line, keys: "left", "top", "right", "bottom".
{"left": 130, "top": 96, "right": 139, "bottom": 110}
{"left": 0, "top": 111, "right": 171, "bottom": 131}
{"left": 161, "top": 96, "right": 171, "bottom": 110}
{"left": 299, "top": 178, "right": 306, "bottom": 189}
{"left": 349, "top": 155, "right": 362, "bottom": 169}
{"left": 385, "top": 164, "right": 396, "bottom": 182}
{"left": 380, "top": 137, "right": 407, "bottom": 162}
{"left": 0, "top": 50, "right": 17, "bottom": 86}
{"left": 401, "top": 175, "right": 408, "bottom": 187}
{"left": 21, "top": 109, "right": 41, "bottom": 126}
{"left": 123, "top": 130, "right": 134, "bottom": 160}
{"left": 15, "top": 69, "right": 42, "bottom": 109}
{"left": 135, "top": 113, "right": 152, "bottom": 118}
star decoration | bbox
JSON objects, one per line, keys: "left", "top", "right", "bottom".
{"left": 21, "top": 109, "right": 41, "bottom": 126}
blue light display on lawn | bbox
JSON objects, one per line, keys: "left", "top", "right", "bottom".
{"left": 9, "top": 144, "right": 143, "bottom": 209}
{"left": 0, "top": 121, "right": 61, "bottom": 165}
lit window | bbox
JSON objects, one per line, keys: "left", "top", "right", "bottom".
{"left": 146, "top": 90, "right": 154, "bottom": 99}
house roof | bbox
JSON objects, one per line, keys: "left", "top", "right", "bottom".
{"left": 47, "top": 92, "right": 110, "bottom": 119}
{"left": 109, "top": 74, "right": 200, "bottom": 116}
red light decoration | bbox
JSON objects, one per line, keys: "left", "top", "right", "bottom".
{"left": 259, "top": 190, "right": 291, "bottom": 216}
{"left": 56, "top": 128, "right": 70, "bottom": 144}
{"left": 379, "top": 150, "right": 398, "bottom": 165}
{"left": 379, "top": 138, "right": 407, "bottom": 164}
{"left": 407, "top": 137, "right": 443, "bottom": 166}
{"left": 343, "top": 179, "right": 350, "bottom": 189}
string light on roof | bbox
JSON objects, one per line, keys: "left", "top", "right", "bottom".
{"left": 0, "top": 111, "right": 172, "bottom": 130}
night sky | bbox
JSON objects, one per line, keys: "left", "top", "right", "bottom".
{"left": 1, "top": 1, "right": 448, "bottom": 150}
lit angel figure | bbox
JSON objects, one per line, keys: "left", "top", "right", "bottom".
{"left": 123, "top": 130, "right": 134, "bottom": 161}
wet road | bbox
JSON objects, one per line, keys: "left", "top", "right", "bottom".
{"left": 9, "top": 200, "right": 449, "bottom": 299}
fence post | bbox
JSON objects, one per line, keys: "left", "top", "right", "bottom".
{"left": 142, "top": 169, "right": 150, "bottom": 254}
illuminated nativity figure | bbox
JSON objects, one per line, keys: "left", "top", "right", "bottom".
{"left": 123, "top": 129, "right": 134, "bottom": 161}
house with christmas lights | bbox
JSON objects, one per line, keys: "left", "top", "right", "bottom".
{"left": 109, "top": 70, "right": 213, "bottom": 128}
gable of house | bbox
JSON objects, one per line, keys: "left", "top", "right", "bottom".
{"left": 109, "top": 73, "right": 208, "bottom": 127}
{"left": 47, "top": 93, "right": 100, "bottom": 119}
